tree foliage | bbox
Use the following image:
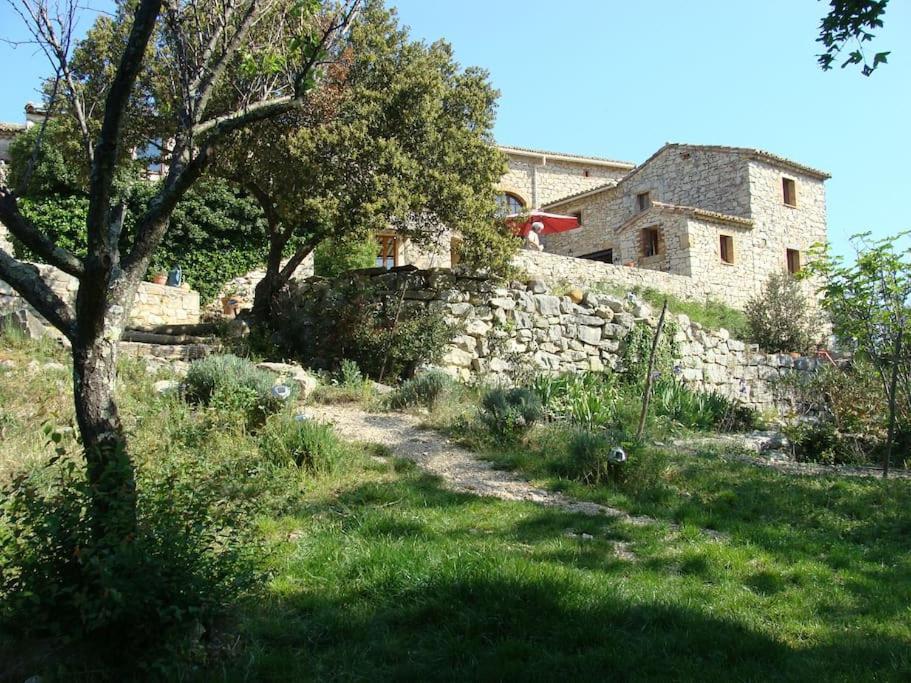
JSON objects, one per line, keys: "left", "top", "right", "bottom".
{"left": 817, "top": 0, "right": 891, "bottom": 75}
{"left": 215, "top": 0, "right": 513, "bottom": 320}
{"left": 804, "top": 232, "right": 911, "bottom": 475}
{"left": 744, "top": 270, "right": 819, "bottom": 353}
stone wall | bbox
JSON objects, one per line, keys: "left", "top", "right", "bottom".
{"left": 281, "top": 268, "right": 820, "bottom": 414}
{"left": 1, "top": 264, "right": 200, "bottom": 328}
{"left": 514, "top": 250, "right": 718, "bottom": 305}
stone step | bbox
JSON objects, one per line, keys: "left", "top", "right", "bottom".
{"left": 119, "top": 341, "right": 217, "bottom": 361}
{"left": 128, "top": 322, "right": 220, "bottom": 336}
{"left": 122, "top": 329, "right": 216, "bottom": 345}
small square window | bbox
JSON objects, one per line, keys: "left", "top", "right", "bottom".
{"left": 636, "top": 192, "right": 651, "bottom": 212}
{"left": 720, "top": 235, "right": 734, "bottom": 264}
{"left": 641, "top": 227, "right": 660, "bottom": 258}
{"left": 782, "top": 177, "right": 797, "bottom": 207}
{"left": 570, "top": 210, "right": 583, "bottom": 226}
{"left": 786, "top": 248, "right": 801, "bottom": 274}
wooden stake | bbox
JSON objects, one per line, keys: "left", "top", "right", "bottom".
{"left": 636, "top": 299, "right": 669, "bottom": 441}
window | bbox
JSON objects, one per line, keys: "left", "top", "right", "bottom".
{"left": 719, "top": 235, "right": 734, "bottom": 264}
{"left": 786, "top": 248, "right": 801, "bottom": 274}
{"left": 582, "top": 169, "right": 591, "bottom": 178}
{"left": 641, "top": 227, "right": 660, "bottom": 258}
{"left": 782, "top": 177, "right": 797, "bottom": 207}
{"left": 580, "top": 248, "right": 613, "bottom": 264}
{"left": 495, "top": 192, "right": 525, "bottom": 217}
{"left": 570, "top": 210, "right": 583, "bottom": 226}
{"left": 636, "top": 191, "right": 651, "bottom": 212}
{"left": 376, "top": 234, "right": 398, "bottom": 269}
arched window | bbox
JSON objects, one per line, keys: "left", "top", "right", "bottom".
{"left": 495, "top": 192, "right": 525, "bottom": 216}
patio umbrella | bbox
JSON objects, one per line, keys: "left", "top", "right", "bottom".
{"left": 507, "top": 210, "right": 580, "bottom": 237}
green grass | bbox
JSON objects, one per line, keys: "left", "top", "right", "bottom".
{"left": 222, "top": 446, "right": 911, "bottom": 681}
{"left": 1, "top": 336, "right": 910, "bottom": 680}
{"left": 592, "top": 282, "right": 748, "bottom": 337}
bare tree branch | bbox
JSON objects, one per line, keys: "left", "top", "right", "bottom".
{"left": 85, "top": 0, "right": 162, "bottom": 260}
{"left": 0, "top": 248, "right": 76, "bottom": 338}
{"left": 192, "top": 94, "right": 302, "bottom": 139}
{"left": 0, "top": 191, "right": 85, "bottom": 276}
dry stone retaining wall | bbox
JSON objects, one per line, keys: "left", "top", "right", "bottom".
{"left": 1, "top": 263, "right": 200, "bottom": 328}
{"left": 283, "top": 268, "right": 819, "bottom": 414}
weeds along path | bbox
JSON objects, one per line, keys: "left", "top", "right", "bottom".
{"left": 307, "top": 404, "right": 654, "bottom": 524}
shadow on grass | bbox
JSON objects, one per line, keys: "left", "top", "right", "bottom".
{"left": 233, "top": 572, "right": 909, "bottom": 682}
{"left": 224, "top": 466, "right": 911, "bottom": 682}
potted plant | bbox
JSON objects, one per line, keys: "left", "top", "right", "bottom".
{"left": 150, "top": 271, "right": 167, "bottom": 285}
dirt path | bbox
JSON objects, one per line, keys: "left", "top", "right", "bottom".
{"left": 307, "top": 403, "right": 653, "bottom": 523}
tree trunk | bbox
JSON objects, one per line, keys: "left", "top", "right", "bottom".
{"left": 251, "top": 234, "right": 286, "bottom": 324}
{"left": 72, "top": 333, "right": 137, "bottom": 543}
{"left": 883, "top": 331, "right": 903, "bottom": 479}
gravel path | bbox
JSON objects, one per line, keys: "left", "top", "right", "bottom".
{"left": 307, "top": 403, "right": 652, "bottom": 523}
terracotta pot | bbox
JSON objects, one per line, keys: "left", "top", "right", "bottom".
{"left": 151, "top": 273, "right": 167, "bottom": 285}
{"left": 624, "top": 261, "right": 636, "bottom": 268}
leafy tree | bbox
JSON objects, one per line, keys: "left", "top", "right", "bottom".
{"left": 313, "top": 234, "right": 377, "bottom": 277}
{"left": 215, "top": 0, "right": 513, "bottom": 322}
{"left": 818, "top": 0, "right": 891, "bottom": 75}
{"left": 744, "top": 270, "right": 819, "bottom": 353}
{"left": 804, "top": 232, "right": 911, "bottom": 477}
{"left": 0, "top": 0, "right": 362, "bottom": 544}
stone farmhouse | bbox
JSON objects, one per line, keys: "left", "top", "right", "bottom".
{"left": 1, "top": 102, "right": 829, "bottom": 309}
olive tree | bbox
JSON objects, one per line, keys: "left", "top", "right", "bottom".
{"left": 0, "top": 0, "right": 362, "bottom": 541}
{"left": 215, "top": 1, "right": 512, "bottom": 322}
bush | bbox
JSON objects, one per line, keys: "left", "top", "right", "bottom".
{"left": 479, "top": 387, "right": 543, "bottom": 441}
{"left": 531, "top": 372, "right": 618, "bottom": 429}
{"left": 745, "top": 271, "right": 818, "bottom": 353}
{"left": 184, "top": 354, "right": 291, "bottom": 427}
{"left": 779, "top": 360, "right": 894, "bottom": 466}
{"left": 258, "top": 416, "right": 347, "bottom": 473}
{"left": 278, "top": 277, "right": 455, "bottom": 382}
{"left": 650, "top": 378, "right": 757, "bottom": 432}
{"left": 551, "top": 429, "right": 670, "bottom": 499}
{"left": 0, "top": 447, "right": 261, "bottom": 673}
{"left": 388, "top": 371, "right": 455, "bottom": 411}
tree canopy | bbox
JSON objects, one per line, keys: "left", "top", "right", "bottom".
{"left": 818, "top": 0, "right": 891, "bottom": 76}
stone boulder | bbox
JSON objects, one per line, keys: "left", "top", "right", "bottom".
{"left": 256, "top": 362, "right": 319, "bottom": 398}
{"left": 0, "top": 308, "right": 46, "bottom": 340}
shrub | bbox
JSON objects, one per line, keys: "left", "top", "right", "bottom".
{"left": 744, "top": 271, "right": 818, "bottom": 353}
{"left": 279, "top": 277, "right": 455, "bottom": 382}
{"left": 531, "top": 372, "right": 618, "bottom": 429}
{"left": 258, "top": 416, "right": 347, "bottom": 473}
{"left": 0, "top": 446, "right": 261, "bottom": 673}
{"left": 337, "top": 359, "right": 365, "bottom": 387}
{"left": 650, "top": 378, "right": 757, "bottom": 432}
{"left": 553, "top": 430, "right": 671, "bottom": 499}
{"left": 388, "top": 370, "right": 455, "bottom": 411}
{"left": 779, "top": 360, "right": 894, "bottom": 466}
{"left": 565, "top": 430, "right": 616, "bottom": 484}
{"left": 184, "top": 354, "right": 291, "bottom": 427}
{"left": 479, "top": 387, "right": 543, "bottom": 441}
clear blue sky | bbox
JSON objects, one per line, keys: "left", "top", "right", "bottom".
{"left": 1, "top": 1, "right": 908, "bottom": 260}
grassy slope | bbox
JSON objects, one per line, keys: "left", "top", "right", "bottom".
{"left": 1, "top": 337, "right": 909, "bottom": 680}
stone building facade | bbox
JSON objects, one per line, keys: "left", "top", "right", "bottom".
{"left": 539, "top": 144, "right": 829, "bottom": 307}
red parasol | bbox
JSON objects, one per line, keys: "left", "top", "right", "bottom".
{"left": 507, "top": 210, "right": 580, "bottom": 237}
